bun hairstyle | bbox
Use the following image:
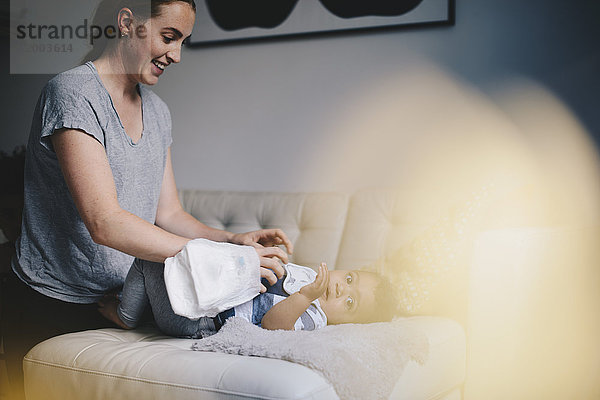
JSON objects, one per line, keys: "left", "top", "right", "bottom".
{"left": 81, "top": 0, "right": 196, "bottom": 63}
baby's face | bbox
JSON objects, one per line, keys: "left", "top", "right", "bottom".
{"left": 318, "top": 270, "right": 379, "bottom": 325}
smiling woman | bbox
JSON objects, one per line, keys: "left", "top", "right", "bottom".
{"left": 82, "top": 0, "right": 195, "bottom": 63}
{"left": 2, "top": 0, "right": 295, "bottom": 399}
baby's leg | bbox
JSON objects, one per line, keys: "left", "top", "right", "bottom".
{"left": 98, "top": 294, "right": 131, "bottom": 329}
{"left": 102, "top": 258, "right": 150, "bottom": 329}
{"left": 140, "top": 260, "right": 218, "bottom": 338}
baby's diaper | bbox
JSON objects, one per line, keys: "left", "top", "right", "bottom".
{"left": 164, "top": 238, "right": 261, "bottom": 319}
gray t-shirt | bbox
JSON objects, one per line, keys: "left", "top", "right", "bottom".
{"left": 12, "top": 61, "right": 172, "bottom": 303}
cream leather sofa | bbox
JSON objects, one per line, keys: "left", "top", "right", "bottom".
{"left": 22, "top": 189, "right": 600, "bottom": 400}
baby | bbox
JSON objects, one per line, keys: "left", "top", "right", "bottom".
{"left": 99, "top": 259, "right": 397, "bottom": 337}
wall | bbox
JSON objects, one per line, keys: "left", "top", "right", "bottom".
{"left": 2, "top": 3, "right": 598, "bottom": 397}
{"left": 1, "top": 0, "right": 599, "bottom": 194}
{"left": 151, "top": 0, "right": 600, "bottom": 192}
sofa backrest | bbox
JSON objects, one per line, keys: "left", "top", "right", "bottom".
{"left": 335, "top": 188, "right": 439, "bottom": 269}
{"left": 336, "top": 188, "right": 475, "bottom": 322}
{"left": 179, "top": 190, "right": 349, "bottom": 269}
{"left": 179, "top": 188, "right": 471, "bottom": 323}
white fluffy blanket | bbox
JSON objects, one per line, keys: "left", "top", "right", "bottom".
{"left": 191, "top": 317, "right": 428, "bottom": 400}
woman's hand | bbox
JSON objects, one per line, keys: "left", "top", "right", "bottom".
{"left": 255, "top": 246, "right": 288, "bottom": 292}
{"left": 299, "top": 263, "right": 329, "bottom": 302}
{"left": 231, "top": 229, "right": 294, "bottom": 292}
{"left": 231, "top": 228, "right": 294, "bottom": 255}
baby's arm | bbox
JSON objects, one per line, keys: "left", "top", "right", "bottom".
{"left": 261, "top": 263, "right": 329, "bottom": 330}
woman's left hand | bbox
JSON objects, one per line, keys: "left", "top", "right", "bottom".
{"left": 230, "top": 229, "right": 294, "bottom": 292}
{"left": 231, "top": 228, "right": 294, "bottom": 256}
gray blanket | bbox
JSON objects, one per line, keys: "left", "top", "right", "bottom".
{"left": 191, "top": 317, "right": 428, "bottom": 400}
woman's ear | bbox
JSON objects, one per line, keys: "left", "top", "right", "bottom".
{"left": 117, "top": 8, "right": 134, "bottom": 37}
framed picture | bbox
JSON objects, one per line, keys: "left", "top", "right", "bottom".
{"left": 188, "top": 0, "right": 454, "bottom": 46}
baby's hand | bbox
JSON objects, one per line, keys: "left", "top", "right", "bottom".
{"left": 299, "top": 263, "right": 329, "bottom": 302}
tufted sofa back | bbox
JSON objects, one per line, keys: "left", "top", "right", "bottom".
{"left": 179, "top": 188, "right": 474, "bottom": 323}
{"left": 179, "top": 190, "right": 349, "bottom": 269}
{"left": 179, "top": 189, "right": 448, "bottom": 269}
{"left": 335, "top": 188, "right": 444, "bottom": 269}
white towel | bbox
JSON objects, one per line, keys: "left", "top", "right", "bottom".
{"left": 164, "top": 238, "right": 261, "bottom": 319}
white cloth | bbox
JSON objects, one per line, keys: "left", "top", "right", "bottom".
{"left": 164, "top": 239, "right": 261, "bottom": 319}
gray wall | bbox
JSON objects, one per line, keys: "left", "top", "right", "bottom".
{"left": 2, "top": 0, "right": 599, "bottom": 192}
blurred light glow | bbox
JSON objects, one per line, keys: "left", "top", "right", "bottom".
{"left": 301, "top": 63, "right": 600, "bottom": 399}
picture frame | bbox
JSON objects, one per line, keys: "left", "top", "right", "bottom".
{"left": 187, "top": 0, "right": 454, "bottom": 47}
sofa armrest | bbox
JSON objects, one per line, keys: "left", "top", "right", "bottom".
{"left": 390, "top": 317, "right": 465, "bottom": 400}
{"left": 464, "top": 227, "right": 600, "bottom": 400}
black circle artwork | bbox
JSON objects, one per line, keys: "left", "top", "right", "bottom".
{"left": 205, "top": 0, "right": 300, "bottom": 31}
{"left": 318, "top": 0, "right": 424, "bottom": 19}
{"left": 205, "top": 0, "right": 425, "bottom": 31}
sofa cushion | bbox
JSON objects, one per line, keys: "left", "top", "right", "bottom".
{"left": 24, "top": 327, "right": 336, "bottom": 400}
{"left": 24, "top": 317, "right": 465, "bottom": 400}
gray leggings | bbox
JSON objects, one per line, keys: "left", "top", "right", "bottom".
{"left": 117, "top": 259, "right": 217, "bottom": 338}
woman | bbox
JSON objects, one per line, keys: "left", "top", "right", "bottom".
{"left": 1, "top": 0, "right": 292, "bottom": 397}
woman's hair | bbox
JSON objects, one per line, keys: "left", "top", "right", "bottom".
{"left": 81, "top": 0, "right": 196, "bottom": 63}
